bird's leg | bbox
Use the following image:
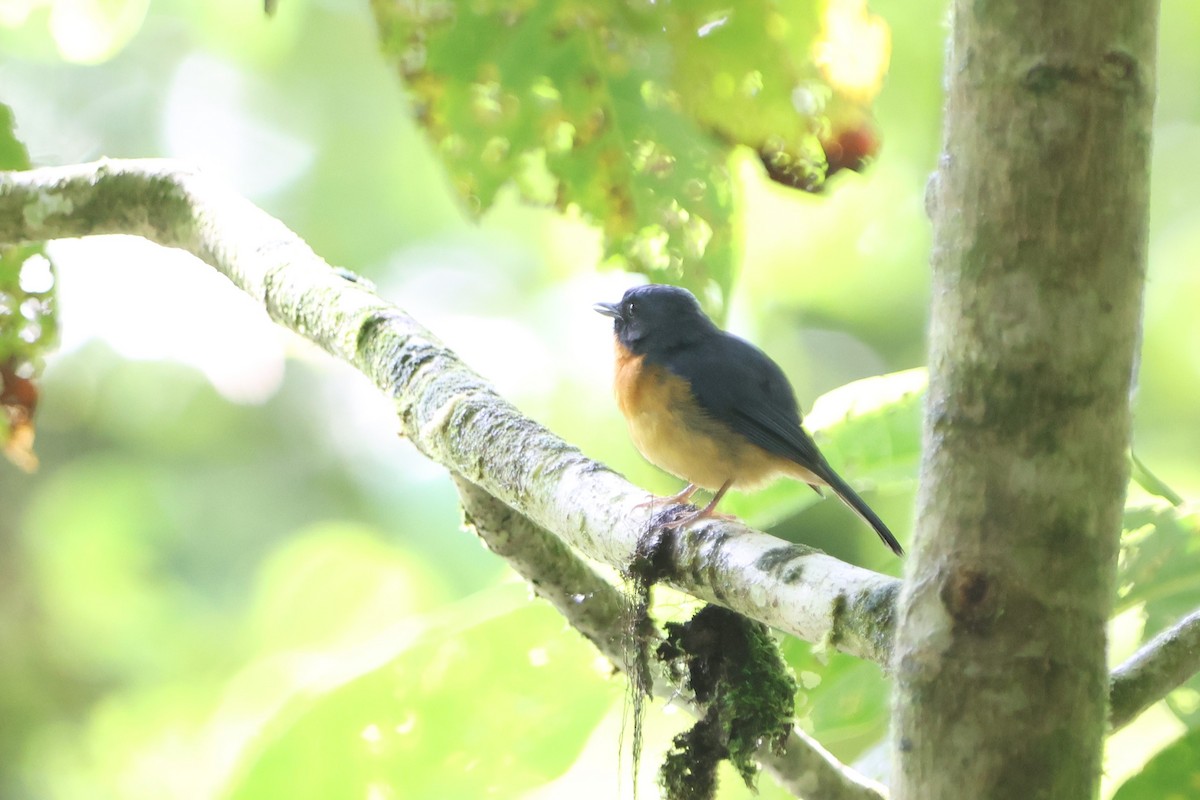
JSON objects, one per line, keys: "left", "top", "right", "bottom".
{"left": 660, "top": 479, "right": 736, "bottom": 529}
{"left": 634, "top": 483, "right": 700, "bottom": 510}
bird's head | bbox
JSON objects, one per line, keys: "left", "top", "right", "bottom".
{"left": 594, "top": 284, "right": 716, "bottom": 355}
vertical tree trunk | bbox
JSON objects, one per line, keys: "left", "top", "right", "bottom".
{"left": 892, "top": 3, "right": 1158, "bottom": 799}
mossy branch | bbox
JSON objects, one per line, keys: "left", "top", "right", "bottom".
{"left": 455, "top": 476, "right": 888, "bottom": 799}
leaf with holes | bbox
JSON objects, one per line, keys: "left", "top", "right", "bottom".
{"left": 371, "top": 0, "right": 889, "bottom": 312}
{"left": 1, "top": 103, "right": 58, "bottom": 471}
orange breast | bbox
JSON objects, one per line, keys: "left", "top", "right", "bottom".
{"left": 612, "top": 338, "right": 801, "bottom": 491}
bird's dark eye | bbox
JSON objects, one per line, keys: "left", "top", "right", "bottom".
{"left": 625, "top": 300, "right": 637, "bottom": 317}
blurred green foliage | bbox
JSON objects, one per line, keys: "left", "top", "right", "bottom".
{"left": 1112, "top": 726, "right": 1200, "bottom": 800}
{"left": 226, "top": 583, "right": 611, "bottom": 800}
{"left": 372, "top": 0, "right": 885, "bottom": 311}
{"left": 1, "top": 102, "right": 57, "bottom": 470}
{"left": 0, "top": 0, "right": 1198, "bottom": 798}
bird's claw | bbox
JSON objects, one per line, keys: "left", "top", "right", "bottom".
{"left": 656, "top": 506, "right": 737, "bottom": 530}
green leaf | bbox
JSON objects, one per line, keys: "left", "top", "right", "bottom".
{"left": 1, "top": 103, "right": 57, "bottom": 468}
{"left": 371, "top": 0, "right": 888, "bottom": 310}
{"left": 1130, "top": 451, "right": 1185, "bottom": 506}
{"left": 1117, "top": 506, "right": 1200, "bottom": 630}
{"left": 1112, "top": 726, "right": 1200, "bottom": 800}
{"left": 805, "top": 366, "right": 926, "bottom": 485}
{"left": 0, "top": 102, "right": 31, "bottom": 170}
{"left": 781, "top": 636, "right": 888, "bottom": 760}
{"left": 222, "top": 584, "right": 612, "bottom": 799}
{"left": 0, "top": 244, "right": 56, "bottom": 361}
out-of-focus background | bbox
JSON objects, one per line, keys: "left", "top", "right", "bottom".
{"left": 1, "top": 1, "right": 1197, "bottom": 798}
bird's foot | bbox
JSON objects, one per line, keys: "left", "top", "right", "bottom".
{"left": 657, "top": 505, "right": 737, "bottom": 530}
{"left": 634, "top": 483, "right": 699, "bottom": 510}
{"left": 640, "top": 479, "right": 736, "bottom": 529}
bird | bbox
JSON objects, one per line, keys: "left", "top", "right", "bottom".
{"left": 594, "top": 284, "right": 903, "bottom": 556}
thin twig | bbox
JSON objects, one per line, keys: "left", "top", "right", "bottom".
{"left": 1110, "top": 607, "right": 1200, "bottom": 730}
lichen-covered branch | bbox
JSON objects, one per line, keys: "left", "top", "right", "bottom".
{"left": 1109, "top": 608, "right": 1200, "bottom": 730}
{"left": 454, "top": 475, "right": 887, "bottom": 800}
{"left": 769, "top": 727, "right": 890, "bottom": 800}
{"left": 0, "top": 158, "right": 897, "bottom": 665}
{"left": 452, "top": 474, "right": 631, "bottom": 661}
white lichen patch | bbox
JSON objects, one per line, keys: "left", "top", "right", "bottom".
{"left": 419, "top": 393, "right": 465, "bottom": 443}
{"left": 24, "top": 190, "right": 74, "bottom": 228}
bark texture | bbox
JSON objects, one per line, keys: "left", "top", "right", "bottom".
{"left": 892, "top": 3, "right": 1158, "bottom": 799}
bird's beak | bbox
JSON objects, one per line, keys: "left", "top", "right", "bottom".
{"left": 593, "top": 301, "right": 622, "bottom": 320}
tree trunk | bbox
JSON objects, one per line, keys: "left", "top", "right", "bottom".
{"left": 892, "top": 2, "right": 1159, "bottom": 799}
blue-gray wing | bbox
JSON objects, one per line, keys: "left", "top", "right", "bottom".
{"left": 658, "top": 332, "right": 827, "bottom": 473}
{"left": 658, "top": 332, "right": 904, "bottom": 555}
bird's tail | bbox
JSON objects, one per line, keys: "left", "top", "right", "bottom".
{"left": 818, "top": 465, "right": 904, "bottom": 556}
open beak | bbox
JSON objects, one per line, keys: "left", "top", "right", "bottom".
{"left": 593, "top": 301, "right": 621, "bottom": 320}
